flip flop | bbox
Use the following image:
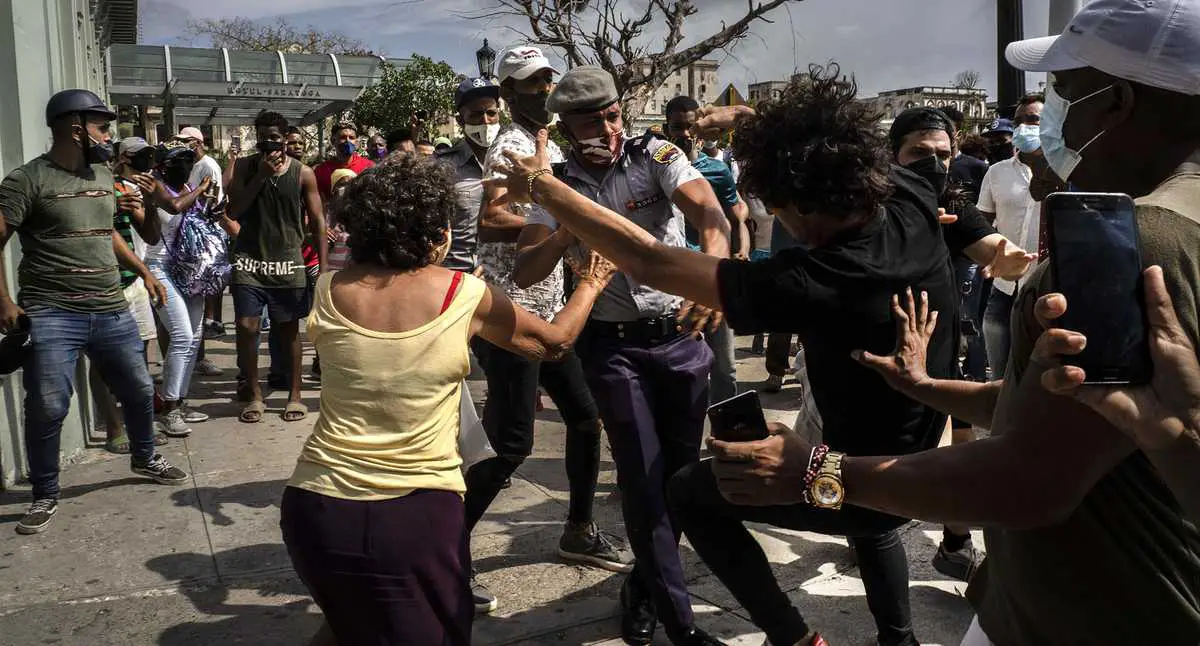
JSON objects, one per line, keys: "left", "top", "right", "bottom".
{"left": 282, "top": 401, "right": 308, "bottom": 422}
{"left": 105, "top": 432, "right": 169, "bottom": 454}
{"left": 239, "top": 400, "right": 266, "bottom": 424}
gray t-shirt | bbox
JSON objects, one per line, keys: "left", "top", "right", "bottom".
{"left": 529, "top": 136, "right": 701, "bottom": 322}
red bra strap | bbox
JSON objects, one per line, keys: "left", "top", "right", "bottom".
{"left": 440, "top": 271, "right": 464, "bottom": 314}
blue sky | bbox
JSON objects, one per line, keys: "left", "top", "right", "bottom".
{"left": 140, "top": 0, "right": 1055, "bottom": 99}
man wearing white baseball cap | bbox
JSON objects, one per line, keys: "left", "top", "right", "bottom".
{"left": 675, "top": 2, "right": 1200, "bottom": 645}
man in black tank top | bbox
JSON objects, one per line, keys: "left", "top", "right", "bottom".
{"left": 226, "top": 111, "right": 327, "bottom": 423}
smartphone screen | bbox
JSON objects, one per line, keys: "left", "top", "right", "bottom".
{"left": 708, "top": 391, "right": 769, "bottom": 442}
{"left": 1046, "top": 192, "right": 1150, "bottom": 384}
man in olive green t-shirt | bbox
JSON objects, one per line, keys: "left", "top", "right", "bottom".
{"left": 0, "top": 89, "right": 189, "bottom": 536}
{"left": 701, "top": 3, "right": 1200, "bottom": 644}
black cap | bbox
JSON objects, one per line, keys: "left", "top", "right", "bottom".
{"left": 888, "top": 107, "right": 955, "bottom": 152}
{"left": 45, "top": 89, "right": 116, "bottom": 126}
{"left": 455, "top": 77, "right": 501, "bottom": 109}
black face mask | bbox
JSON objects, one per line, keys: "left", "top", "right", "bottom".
{"left": 257, "top": 140, "right": 285, "bottom": 154}
{"left": 164, "top": 165, "right": 191, "bottom": 188}
{"left": 903, "top": 155, "right": 948, "bottom": 197}
{"left": 508, "top": 91, "right": 553, "bottom": 128}
{"left": 129, "top": 150, "right": 155, "bottom": 173}
{"left": 987, "top": 141, "right": 1014, "bottom": 163}
{"left": 672, "top": 136, "right": 695, "bottom": 157}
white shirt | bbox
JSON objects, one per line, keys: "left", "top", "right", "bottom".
{"left": 478, "top": 123, "right": 566, "bottom": 321}
{"left": 977, "top": 157, "right": 1040, "bottom": 295}
{"left": 188, "top": 155, "right": 224, "bottom": 202}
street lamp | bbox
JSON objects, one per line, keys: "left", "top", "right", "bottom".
{"left": 476, "top": 39, "right": 496, "bottom": 81}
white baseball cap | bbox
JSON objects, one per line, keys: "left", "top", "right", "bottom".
{"left": 497, "top": 45, "right": 558, "bottom": 83}
{"left": 1006, "top": 0, "right": 1200, "bottom": 95}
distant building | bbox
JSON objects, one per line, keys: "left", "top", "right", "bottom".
{"left": 631, "top": 59, "right": 720, "bottom": 134}
{"left": 747, "top": 80, "right": 789, "bottom": 104}
{"left": 859, "top": 86, "right": 990, "bottom": 131}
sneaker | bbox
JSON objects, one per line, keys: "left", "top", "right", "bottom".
{"left": 760, "top": 374, "right": 784, "bottom": 394}
{"left": 131, "top": 454, "right": 189, "bottom": 485}
{"left": 470, "top": 570, "right": 498, "bottom": 613}
{"left": 500, "top": 476, "right": 512, "bottom": 490}
{"left": 159, "top": 408, "right": 192, "bottom": 438}
{"left": 194, "top": 358, "right": 223, "bottom": 376}
{"left": 203, "top": 320, "right": 226, "bottom": 340}
{"left": 558, "top": 521, "right": 635, "bottom": 573}
{"left": 181, "top": 403, "right": 210, "bottom": 424}
{"left": 932, "top": 538, "right": 984, "bottom": 582}
{"left": 15, "top": 498, "right": 58, "bottom": 535}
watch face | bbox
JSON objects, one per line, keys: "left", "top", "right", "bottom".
{"left": 812, "top": 475, "right": 844, "bottom": 507}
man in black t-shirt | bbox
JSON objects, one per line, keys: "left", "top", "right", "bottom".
{"left": 483, "top": 64, "right": 956, "bottom": 646}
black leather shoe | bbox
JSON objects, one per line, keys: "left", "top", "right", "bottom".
{"left": 679, "top": 627, "right": 726, "bottom": 645}
{"left": 620, "top": 575, "right": 656, "bottom": 645}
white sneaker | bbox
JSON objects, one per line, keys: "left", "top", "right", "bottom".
{"left": 159, "top": 408, "right": 192, "bottom": 438}
{"left": 194, "top": 358, "right": 222, "bottom": 376}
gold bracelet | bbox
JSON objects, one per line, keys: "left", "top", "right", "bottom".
{"left": 526, "top": 168, "right": 552, "bottom": 201}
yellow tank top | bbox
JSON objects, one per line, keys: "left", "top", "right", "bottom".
{"left": 287, "top": 271, "right": 486, "bottom": 500}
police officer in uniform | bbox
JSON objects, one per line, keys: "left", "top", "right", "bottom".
{"left": 510, "top": 66, "right": 730, "bottom": 646}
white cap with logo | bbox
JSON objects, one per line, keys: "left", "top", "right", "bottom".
{"left": 497, "top": 45, "right": 559, "bottom": 83}
{"left": 1006, "top": 0, "right": 1200, "bottom": 95}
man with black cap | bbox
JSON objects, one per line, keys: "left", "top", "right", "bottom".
{"left": 466, "top": 51, "right": 632, "bottom": 615}
{"left": 888, "top": 106, "right": 1036, "bottom": 582}
{"left": 438, "top": 77, "right": 502, "bottom": 273}
{"left": 0, "top": 89, "right": 190, "bottom": 535}
{"left": 508, "top": 65, "right": 730, "bottom": 646}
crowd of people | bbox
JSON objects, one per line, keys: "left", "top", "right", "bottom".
{"left": 2, "top": 0, "right": 1200, "bottom": 644}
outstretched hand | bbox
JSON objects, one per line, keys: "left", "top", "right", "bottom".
{"left": 981, "top": 237, "right": 1036, "bottom": 281}
{"left": 567, "top": 251, "right": 618, "bottom": 289}
{"left": 852, "top": 288, "right": 939, "bottom": 394}
{"left": 694, "top": 105, "right": 756, "bottom": 140}
{"left": 483, "top": 129, "right": 554, "bottom": 205}
{"left": 1036, "top": 265, "right": 1200, "bottom": 451}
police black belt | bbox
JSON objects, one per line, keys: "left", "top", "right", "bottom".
{"left": 589, "top": 311, "right": 682, "bottom": 343}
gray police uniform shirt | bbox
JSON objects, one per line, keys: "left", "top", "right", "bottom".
{"left": 438, "top": 139, "right": 484, "bottom": 272}
{"left": 480, "top": 123, "right": 566, "bottom": 321}
{"left": 528, "top": 136, "right": 702, "bottom": 322}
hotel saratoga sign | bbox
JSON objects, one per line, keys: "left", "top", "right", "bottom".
{"left": 226, "top": 84, "right": 323, "bottom": 98}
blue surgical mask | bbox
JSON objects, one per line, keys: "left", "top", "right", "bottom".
{"left": 1040, "top": 84, "right": 1111, "bottom": 181}
{"left": 338, "top": 141, "right": 357, "bottom": 156}
{"left": 1013, "top": 124, "right": 1041, "bottom": 154}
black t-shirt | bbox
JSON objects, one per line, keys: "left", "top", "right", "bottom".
{"left": 717, "top": 166, "right": 958, "bottom": 457}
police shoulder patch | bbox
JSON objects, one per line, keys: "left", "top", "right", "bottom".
{"left": 652, "top": 143, "right": 682, "bottom": 165}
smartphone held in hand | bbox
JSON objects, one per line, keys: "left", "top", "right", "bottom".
{"left": 708, "top": 391, "right": 769, "bottom": 442}
{"left": 1045, "top": 192, "right": 1151, "bottom": 384}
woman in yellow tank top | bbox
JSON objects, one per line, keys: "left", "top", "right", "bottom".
{"left": 280, "top": 154, "right": 615, "bottom": 646}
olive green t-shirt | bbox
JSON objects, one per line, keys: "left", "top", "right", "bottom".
{"left": 968, "top": 173, "right": 1200, "bottom": 644}
{"left": 230, "top": 155, "right": 307, "bottom": 289}
{"left": 0, "top": 156, "right": 125, "bottom": 313}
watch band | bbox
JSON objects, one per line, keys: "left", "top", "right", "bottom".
{"left": 802, "top": 444, "right": 830, "bottom": 505}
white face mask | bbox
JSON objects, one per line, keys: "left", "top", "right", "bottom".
{"left": 1040, "top": 84, "right": 1111, "bottom": 181}
{"left": 464, "top": 122, "right": 500, "bottom": 148}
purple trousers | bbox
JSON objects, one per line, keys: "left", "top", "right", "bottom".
{"left": 576, "top": 326, "right": 712, "bottom": 641}
{"left": 280, "top": 486, "right": 472, "bottom": 646}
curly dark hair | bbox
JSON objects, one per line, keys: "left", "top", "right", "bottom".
{"left": 731, "top": 63, "right": 892, "bottom": 221}
{"left": 254, "top": 110, "right": 288, "bottom": 131}
{"left": 332, "top": 153, "right": 455, "bottom": 271}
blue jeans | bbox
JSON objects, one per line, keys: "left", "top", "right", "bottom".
{"left": 24, "top": 307, "right": 156, "bottom": 498}
{"left": 706, "top": 321, "right": 738, "bottom": 404}
{"left": 149, "top": 265, "right": 203, "bottom": 402}
{"left": 983, "top": 288, "right": 1015, "bottom": 380}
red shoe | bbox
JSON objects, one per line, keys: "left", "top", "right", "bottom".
{"left": 153, "top": 389, "right": 164, "bottom": 414}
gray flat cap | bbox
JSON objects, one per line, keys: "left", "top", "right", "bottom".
{"left": 546, "top": 65, "right": 620, "bottom": 115}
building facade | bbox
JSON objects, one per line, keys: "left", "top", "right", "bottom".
{"left": 630, "top": 59, "right": 720, "bottom": 134}
{"left": 747, "top": 80, "right": 789, "bottom": 104}
{"left": 858, "top": 86, "right": 990, "bottom": 131}
{"left": 0, "top": 0, "right": 135, "bottom": 488}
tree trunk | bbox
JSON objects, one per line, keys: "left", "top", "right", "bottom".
{"left": 621, "top": 84, "right": 655, "bottom": 131}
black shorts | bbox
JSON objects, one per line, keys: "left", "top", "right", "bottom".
{"left": 231, "top": 284, "right": 311, "bottom": 323}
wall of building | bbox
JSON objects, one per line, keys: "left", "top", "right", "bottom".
{"left": 631, "top": 60, "right": 720, "bottom": 134}
{"left": 0, "top": 0, "right": 109, "bottom": 488}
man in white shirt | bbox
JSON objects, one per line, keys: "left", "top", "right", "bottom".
{"left": 178, "top": 127, "right": 223, "bottom": 202}
{"left": 976, "top": 96, "right": 1044, "bottom": 378}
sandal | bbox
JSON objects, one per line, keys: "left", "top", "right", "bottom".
{"left": 105, "top": 432, "right": 169, "bottom": 454}
{"left": 239, "top": 400, "right": 266, "bottom": 424}
{"left": 282, "top": 401, "right": 308, "bottom": 422}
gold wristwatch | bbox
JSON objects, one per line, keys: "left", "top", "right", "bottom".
{"left": 808, "top": 450, "right": 846, "bottom": 509}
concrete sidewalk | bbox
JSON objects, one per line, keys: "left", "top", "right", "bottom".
{"left": 0, "top": 332, "right": 977, "bottom": 645}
